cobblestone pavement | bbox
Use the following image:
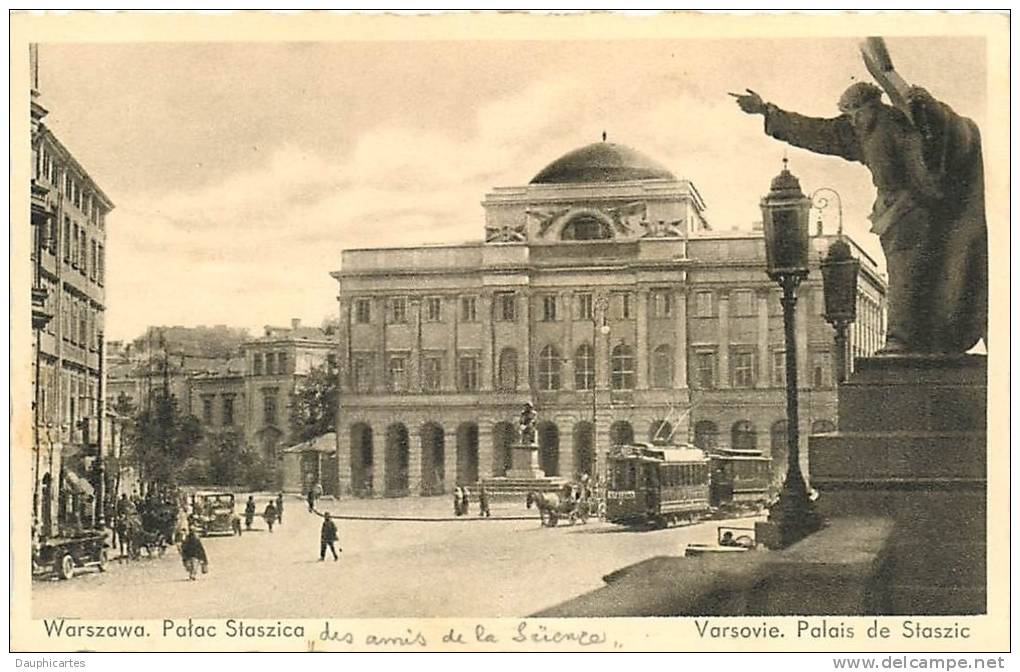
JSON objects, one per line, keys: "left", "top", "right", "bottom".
{"left": 32, "top": 493, "right": 762, "bottom": 618}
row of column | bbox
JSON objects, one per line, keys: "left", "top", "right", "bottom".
{"left": 713, "top": 287, "right": 809, "bottom": 388}
{"left": 335, "top": 415, "right": 675, "bottom": 496}
{"left": 339, "top": 286, "right": 692, "bottom": 394}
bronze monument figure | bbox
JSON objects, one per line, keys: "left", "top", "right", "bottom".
{"left": 732, "top": 42, "right": 987, "bottom": 354}
{"left": 519, "top": 402, "right": 538, "bottom": 446}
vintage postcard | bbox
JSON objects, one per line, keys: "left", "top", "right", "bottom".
{"left": 9, "top": 11, "right": 1009, "bottom": 655}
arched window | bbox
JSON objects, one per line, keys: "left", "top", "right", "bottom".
{"left": 610, "top": 421, "right": 634, "bottom": 446}
{"left": 538, "top": 345, "right": 562, "bottom": 391}
{"left": 770, "top": 420, "right": 788, "bottom": 455}
{"left": 694, "top": 420, "right": 718, "bottom": 451}
{"left": 732, "top": 420, "right": 757, "bottom": 452}
{"left": 574, "top": 343, "right": 594, "bottom": 390}
{"left": 561, "top": 215, "right": 611, "bottom": 240}
{"left": 497, "top": 348, "right": 518, "bottom": 392}
{"left": 611, "top": 344, "right": 635, "bottom": 390}
{"left": 651, "top": 344, "right": 673, "bottom": 389}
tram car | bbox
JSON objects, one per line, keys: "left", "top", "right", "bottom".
{"left": 604, "top": 443, "right": 771, "bottom": 528}
{"left": 708, "top": 447, "right": 772, "bottom": 512}
{"left": 605, "top": 443, "right": 711, "bottom": 528}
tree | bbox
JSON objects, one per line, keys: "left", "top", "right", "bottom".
{"left": 290, "top": 363, "right": 338, "bottom": 443}
{"left": 204, "top": 431, "right": 275, "bottom": 490}
{"left": 320, "top": 316, "right": 341, "bottom": 337}
{"left": 124, "top": 390, "right": 203, "bottom": 490}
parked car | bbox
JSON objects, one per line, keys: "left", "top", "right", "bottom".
{"left": 189, "top": 492, "right": 241, "bottom": 537}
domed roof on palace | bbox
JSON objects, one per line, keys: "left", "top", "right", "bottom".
{"left": 530, "top": 142, "right": 677, "bottom": 185}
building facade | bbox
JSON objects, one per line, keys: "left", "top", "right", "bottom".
{"left": 105, "top": 320, "right": 335, "bottom": 490}
{"left": 332, "top": 142, "right": 887, "bottom": 499}
{"left": 30, "top": 45, "right": 115, "bottom": 535}
{"left": 236, "top": 320, "right": 335, "bottom": 462}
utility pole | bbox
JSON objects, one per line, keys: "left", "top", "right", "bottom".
{"left": 95, "top": 332, "right": 105, "bottom": 527}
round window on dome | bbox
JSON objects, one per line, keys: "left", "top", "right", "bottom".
{"left": 562, "top": 215, "right": 612, "bottom": 241}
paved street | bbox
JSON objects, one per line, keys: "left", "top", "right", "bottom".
{"left": 33, "top": 494, "right": 761, "bottom": 618}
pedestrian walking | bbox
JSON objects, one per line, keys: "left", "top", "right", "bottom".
{"left": 180, "top": 528, "right": 208, "bottom": 581}
{"left": 478, "top": 483, "right": 491, "bottom": 518}
{"left": 307, "top": 488, "right": 315, "bottom": 512}
{"left": 276, "top": 492, "right": 284, "bottom": 524}
{"left": 264, "top": 501, "right": 278, "bottom": 533}
{"left": 314, "top": 511, "right": 341, "bottom": 561}
{"left": 461, "top": 486, "right": 471, "bottom": 516}
{"left": 244, "top": 496, "right": 256, "bottom": 530}
{"left": 453, "top": 486, "right": 463, "bottom": 516}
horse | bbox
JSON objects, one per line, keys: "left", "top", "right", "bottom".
{"left": 522, "top": 491, "right": 571, "bottom": 530}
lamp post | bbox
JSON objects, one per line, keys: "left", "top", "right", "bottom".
{"left": 591, "top": 295, "right": 611, "bottom": 483}
{"left": 758, "top": 159, "right": 822, "bottom": 549}
{"left": 812, "top": 187, "right": 859, "bottom": 383}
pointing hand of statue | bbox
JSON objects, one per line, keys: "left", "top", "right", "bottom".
{"left": 729, "top": 89, "right": 765, "bottom": 115}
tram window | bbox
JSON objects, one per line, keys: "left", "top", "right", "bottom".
{"left": 612, "top": 462, "right": 637, "bottom": 490}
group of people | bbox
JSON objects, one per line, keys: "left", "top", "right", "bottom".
{"left": 181, "top": 488, "right": 343, "bottom": 579}
{"left": 453, "top": 484, "right": 490, "bottom": 517}
{"left": 243, "top": 493, "right": 284, "bottom": 533}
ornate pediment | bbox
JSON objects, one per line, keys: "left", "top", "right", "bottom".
{"left": 485, "top": 222, "right": 528, "bottom": 243}
{"left": 605, "top": 201, "right": 648, "bottom": 237}
{"left": 524, "top": 207, "right": 570, "bottom": 238}
{"left": 640, "top": 219, "right": 685, "bottom": 238}
{"left": 525, "top": 203, "right": 651, "bottom": 241}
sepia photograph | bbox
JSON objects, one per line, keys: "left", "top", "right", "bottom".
{"left": 9, "top": 10, "right": 1009, "bottom": 656}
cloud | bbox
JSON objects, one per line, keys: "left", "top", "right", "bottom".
{"left": 104, "top": 63, "right": 889, "bottom": 340}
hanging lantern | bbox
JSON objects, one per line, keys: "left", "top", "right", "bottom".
{"left": 821, "top": 238, "right": 860, "bottom": 325}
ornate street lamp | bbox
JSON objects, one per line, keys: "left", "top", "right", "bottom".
{"left": 820, "top": 238, "right": 859, "bottom": 383}
{"left": 757, "top": 159, "right": 822, "bottom": 549}
{"left": 812, "top": 187, "right": 859, "bottom": 383}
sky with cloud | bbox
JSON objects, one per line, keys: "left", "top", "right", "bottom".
{"left": 36, "top": 35, "right": 986, "bottom": 341}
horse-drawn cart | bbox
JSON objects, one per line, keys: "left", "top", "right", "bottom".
{"left": 33, "top": 531, "right": 109, "bottom": 580}
{"left": 526, "top": 490, "right": 592, "bottom": 527}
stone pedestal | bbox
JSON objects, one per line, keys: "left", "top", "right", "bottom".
{"left": 809, "top": 354, "right": 987, "bottom": 614}
{"left": 507, "top": 442, "right": 544, "bottom": 479}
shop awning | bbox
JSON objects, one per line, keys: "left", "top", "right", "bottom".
{"left": 63, "top": 470, "right": 94, "bottom": 496}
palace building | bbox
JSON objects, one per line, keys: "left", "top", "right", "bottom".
{"left": 331, "top": 141, "right": 886, "bottom": 498}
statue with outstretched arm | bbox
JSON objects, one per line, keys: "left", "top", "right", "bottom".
{"left": 731, "top": 73, "right": 986, "bottom": 354}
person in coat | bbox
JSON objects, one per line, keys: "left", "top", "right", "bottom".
{"left": 453, "top": 486, "right": 463, "bottom": 516}
{"left": 263, "top": 501, "right": 278, "bottom": 533}
{"left": 461, "top": 487, "right": 471, "bottom": 516}
{"left": 276, "top": 492, "right": 284, "bottom": 525}
{"left": 180, "top": 528, "right": 208, "bottom": 580}
{"left": 478, "top": 483, "right": 491, "bottom": 518}
{"left": 244, "top": 496, "right": 256, "bottom": 530}
{"left": 314, "top": 511, "right": 340, "bottom": 561}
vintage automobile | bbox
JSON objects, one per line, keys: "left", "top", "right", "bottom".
{"left": 189, "top": 492, "right": 241, "bottom": 537}
{"left": 684, "top": 525, "right": 756, "bottom": 557}
{"left": 33, "top": 531, "right": 109, "bottom": 580}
